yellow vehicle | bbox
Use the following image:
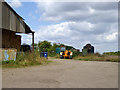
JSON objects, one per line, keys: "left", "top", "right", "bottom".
{"left": 60, "top": 47, "right": 73, "bottom": 59}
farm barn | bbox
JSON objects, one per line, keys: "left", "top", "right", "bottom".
{"left": 0, "top": 1, "right": 35, "bottom": 61}
{"left": 82, "top": 44, "right": 94, "bottom": 56}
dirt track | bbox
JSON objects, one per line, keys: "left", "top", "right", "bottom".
{"left": 2, "top": 59, "right": 118, "bottom": 88}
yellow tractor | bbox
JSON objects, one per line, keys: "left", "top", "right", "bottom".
{"left": 60, "top": 47, "right": 73, "bottom": 59}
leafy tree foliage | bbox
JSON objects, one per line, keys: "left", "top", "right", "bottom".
{"left": 22, "top": 43, "right": 27, "bottom": 45}
{"left": 38, "top": 40, "right": 52, "bottom": 52}
{"left": 31, "top": 43, "right": 38, "bottom": 47}
{"left": 37, "top": 40, "right": 79, "bottom": 57}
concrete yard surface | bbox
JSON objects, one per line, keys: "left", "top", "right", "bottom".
{"left": 2, "top": 59, "right": 118, "bottom": 88}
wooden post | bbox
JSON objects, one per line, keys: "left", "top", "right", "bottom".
{"left": 32, "top": 32, "right": 34, "bottom": 52}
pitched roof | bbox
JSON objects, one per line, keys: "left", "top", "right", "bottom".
{"left": 1, "top": 1, "right": 34, "bottom": 33}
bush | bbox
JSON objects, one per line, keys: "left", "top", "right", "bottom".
{"left": 72, "top": 51, "right": 81, "bottom": 57}
{"left": 94, "top": 52, "right": 102, "bottom": 57}
{"left": 48, "top": 52, "right": 56, "bottom": 57}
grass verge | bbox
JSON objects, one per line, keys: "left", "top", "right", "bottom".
{"left": 48, "top": 54, "right": 60, "bottom": 59}
{"left": 2, "top": 51, "right": 52, "bottom": 68}
{"left": 73, "top": 54, "right": 119, "bottom": 62}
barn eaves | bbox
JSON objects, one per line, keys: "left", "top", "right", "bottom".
{"left": 0, "top": 1, "right": 35, "bottom": 52}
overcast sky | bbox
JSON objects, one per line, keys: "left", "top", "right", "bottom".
{"left": 6, "top": 0, "right": 118, "bottom": 53}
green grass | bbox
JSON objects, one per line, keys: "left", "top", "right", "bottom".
{"left": 2, "top": 51, "right": 52, "bottom": 68}
{"left": 48, "top": 52, "right": 119, "bottom": 62}
{"left": 48, "top": 54, "right": 60, "bottom": 59}
{"left": 2, "top": 59, "right": 52, "bottom": 68}
{"left": 2, "top": 60, "right": 52, "bottom": 68}
{"left": 73, "top": 53, "right": 119, "bottom": 62}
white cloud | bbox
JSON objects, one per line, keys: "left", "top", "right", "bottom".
{"left": 96, "top": 31, "right": 118, "bottom": 43}
{"left": 9, "top": 0, "right": 22, "bottom": 8}
{"left": 88, "top": 23, "right": 94, "bottom": 29}
{"left": 106, "top": 32, "right": 118, "bottom": 41}
{"left": 36, "top": 2, "right": 117, "bottom": 23}
{"left": 35, "top": 22, "right": 74, "bottom": 40}
{"left": 32, "top": 21, "right": 118, "bottom": 53}
{"left": 19, "top": 2, "right": 118, "bottom": 53}
{"left": 89, "top": 7, "right": 95, "bottom": 14}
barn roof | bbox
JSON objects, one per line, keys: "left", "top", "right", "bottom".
{"left": 0, "top": 1, "right": 34, "bottom": 34}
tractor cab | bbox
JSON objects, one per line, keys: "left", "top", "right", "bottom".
{"left": 60, "top": 47, "right": 73, "bottom": 59}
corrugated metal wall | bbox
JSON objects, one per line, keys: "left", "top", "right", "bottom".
{"left": 1, "top": 2, "right": 25, "bottom": 33}
{"left": 19, "top": 18, "right": 25, "bottom": 32}
{"left": 10, "top": 11, "right": 16, "bottom": 32}
{"left": 0, "top": 1, "right": 2, "bottom": 28}
{"left": 0, "top": 1, "right": 2, "bottom": 50}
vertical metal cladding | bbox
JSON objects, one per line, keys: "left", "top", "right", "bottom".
{"left": 0, "top": 1, "right": 2, "bottom": 28}
{"left": 1, "top": 2, "right": 25, "bottom": 33}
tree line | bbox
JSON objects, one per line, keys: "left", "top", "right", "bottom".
{"left": 30, "top": 40, "right": 80, "bottom": 57}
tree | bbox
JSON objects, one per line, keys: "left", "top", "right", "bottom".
{"left": 66, "top": 46, "right": 74, "bottom": 50}
{"left": 48, "top": 43, "right": 60, "bottom": 57}
{"left": 49, "top": 43, "right": 60, "bottom": 52}
{"left": 53, "top": 43, "right": 59, "bottom": 49}
{"left": 59, "top": 43, "right": 65, "bottom": 47}
{"left": 31, "top": 43, "right": 38, "bottom": 47}
{"left": 22, "top": 43, "right": 27, "bottom": 45}
{"left": 38, "top": 40, "right": 52, "bottom": 52}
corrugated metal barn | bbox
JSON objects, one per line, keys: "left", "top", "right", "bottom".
{"left": 0, "top": 1, "right": 35, "bottom": 60}
{"left": 0, "top": 1, "right": 35, "bottom": 51}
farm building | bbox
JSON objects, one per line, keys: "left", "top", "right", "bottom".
{"left": 82, "top": 44, "right": 94, "bottom": 56}
{"left": 0, "top": 1, "right": 35, "bottom": 60}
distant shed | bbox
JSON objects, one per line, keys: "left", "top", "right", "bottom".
{"left": 0, "top": 1, "right": 35, "bottom": 51}
{"left": 82, "top": 44, "right": 94, "bottom": 56}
